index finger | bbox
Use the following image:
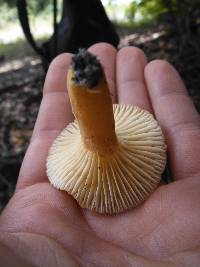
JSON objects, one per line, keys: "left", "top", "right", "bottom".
{"left": 17, "top": 53, "right": 73, "bottom": 190}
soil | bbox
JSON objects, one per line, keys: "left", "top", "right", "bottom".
{"left": 0, "top": 56, "right": 44, "bottom": 211}
{"left": 0, "top": 23, "right": 200, "bottom": 212}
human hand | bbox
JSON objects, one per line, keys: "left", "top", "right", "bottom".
{"left": 0, "top": 43, "right": 200, "bottom": 267}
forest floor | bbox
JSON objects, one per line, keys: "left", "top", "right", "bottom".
{"left": 0, "top": 23, "right": 200, "bottom": 212}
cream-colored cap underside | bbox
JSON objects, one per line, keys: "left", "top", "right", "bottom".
{"left": 47, "top": 104, "right": 166, "bottom": 214}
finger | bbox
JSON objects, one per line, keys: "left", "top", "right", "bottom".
{"left": 32, "top": 53, "right": 73, "bottom": 139}
{"left": 117, "top": 47, "right": 152, "bottom": 112}
{"left": 88, "top": 43, "right": 117, "bottom": 103}
{"left": 17, "top": 53, "right": 74, "bottom": 189}
{"left": 145, "top": 60, "right": 200, "bottom": 180}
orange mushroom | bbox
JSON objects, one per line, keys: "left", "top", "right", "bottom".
{"left": 47, "top": 49, "right": 167, "bottom": 214}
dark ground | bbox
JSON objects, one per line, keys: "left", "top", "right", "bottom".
{"left": 0, "top": 23, "right": 200, "bottom": 212}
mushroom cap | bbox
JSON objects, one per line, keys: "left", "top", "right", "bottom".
{"left": 47, "top": 104, "right": 166, "bottom": 214}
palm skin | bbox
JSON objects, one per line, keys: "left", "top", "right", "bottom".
{"left": 0, "top": 43, "right": 200, "bottom": 267}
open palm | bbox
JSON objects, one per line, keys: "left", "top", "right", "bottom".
{"left": 1, "top": 43, "right": 200, "bottom": 267}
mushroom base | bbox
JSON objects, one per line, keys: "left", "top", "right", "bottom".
{"left": 46, "top": 104, "right": 166, "bottom": 214}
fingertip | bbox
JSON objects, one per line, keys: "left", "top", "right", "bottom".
{"left": 88, "top": 42, "right": 117, "bottom": 103}
{"left": 117, "top": 46, "right": 147, "bottom": 84}
{"left": 44, "top": 53, "right": 73, "bottom": 94}
{"left": 145, "top": 59, "right": 174, "bottom": 77}
{"left": 118, "top": 46, "right": 147, "bottom": 69}
{"left": 145, "top": 59, "right": 169, "bottom": 70}
{"left": 116, "top": 46, "right": 151, "bottom": 111}
{"left": 145, "top": 59, "right": 187, "bottom": 96}
{"left": 48, "top": 53, "right": 73, "bottom": 71}
{"left": 88, "top": 42, "right": 117, "bottom": 55}
{"left": 88, "top": 42, "right": 117, "bottom": 72}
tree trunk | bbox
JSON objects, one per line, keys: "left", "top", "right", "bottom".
{"left": 43, "top": 0, "right": 119, "bottom": 68}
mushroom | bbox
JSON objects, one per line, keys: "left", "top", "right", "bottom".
{"left": 46, "top": 49, "right": 167, "bottom": 214}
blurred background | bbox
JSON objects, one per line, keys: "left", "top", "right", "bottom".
{"left": 0, "top": 0, "right": 200, "bottom": 212}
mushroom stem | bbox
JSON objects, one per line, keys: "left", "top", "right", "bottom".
{"left": 67, "top": 50, "right": 118, "bottom": 155}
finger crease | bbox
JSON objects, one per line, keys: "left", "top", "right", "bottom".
{"left": 165, "top": 121, "right": 200, "bottom": 136}
{"left": 118, "top": 79, "right": 145, "bottom": 90}
{"left": 43, "top": 91, "right": 67, "bottom": 96}
{"left": 153, "top": 91, "right": 187, "bottom": 102}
